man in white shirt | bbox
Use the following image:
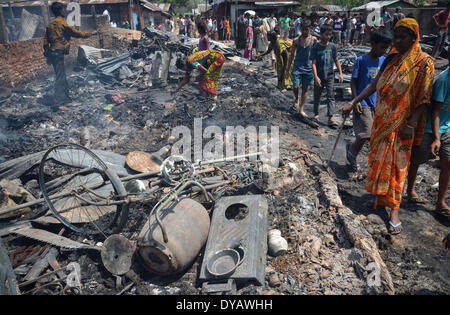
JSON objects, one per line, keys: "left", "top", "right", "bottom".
{"left": 350, "top": 14, "right": 357, "bottom": 45}
{"left": 333, "top": 14, "right": 343, "bottom": 44}
{"left": 268, "top": 13, "right": 277, "bottom": 31}
{"left": 319, "top": 13, "right": 327, "bottom": 27}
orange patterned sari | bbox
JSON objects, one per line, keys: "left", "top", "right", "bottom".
{"left": 187, "top": 49, "right": 226, "bottom": 95}
{"left": 366, "top": 19, "right": 435, "bottom": 210}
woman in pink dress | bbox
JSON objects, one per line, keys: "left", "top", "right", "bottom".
{"left": 244, "top": 20, "right": 253, "bottom": 59}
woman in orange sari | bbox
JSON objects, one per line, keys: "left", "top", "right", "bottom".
{"left": 342, "top": 19, "right": 435, "bottom": 234}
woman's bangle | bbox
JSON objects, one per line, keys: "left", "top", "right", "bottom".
{"left": 406, "top": 124, "right": 416, "bottom": 129}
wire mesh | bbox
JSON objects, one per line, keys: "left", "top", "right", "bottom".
{"left": 2, "top": 2, "right": 48, "bottom": 42}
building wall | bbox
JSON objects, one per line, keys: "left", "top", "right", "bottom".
{"left": 0, "top": 14, "right": 112, "bottom": 88}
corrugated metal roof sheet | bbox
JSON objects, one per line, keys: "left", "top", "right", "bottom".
{"left": 149, "top": 2, "right": 171, "bottom": 12}
{"left": 140, "top": 0, "right": 162, "bottom": 12}
{"left": 311, "top": 4, "right": 348, "bottom": 12}
{"left": 351, "top": 0, "right": 416, "bottom": 11}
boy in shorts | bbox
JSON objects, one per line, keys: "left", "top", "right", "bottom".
{"left": 407, "top": 54, "right": 450, "bottom": 218}
{"left": 342, "top": 29, "right": 392, "bottom": 171}
{"left": 285, "top": 20, "right": 317, "bottom": 117}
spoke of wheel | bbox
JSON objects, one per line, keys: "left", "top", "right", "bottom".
{"left": 86, "top": 190, "right": 107, "bottom": 219}
{"left": 81, "top": 206, "right": 107, "bottom": 238}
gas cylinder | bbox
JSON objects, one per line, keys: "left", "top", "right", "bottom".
{"left": 137, "top": 198, "right": 210, "bottom": 275}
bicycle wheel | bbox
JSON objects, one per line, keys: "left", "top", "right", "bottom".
{"left": 39, "top": 143, "right": 129, "bottom": 236}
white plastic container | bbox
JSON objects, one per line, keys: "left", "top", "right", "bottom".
{"left": 268, "top": 229, "right": 288, "bottom": 257}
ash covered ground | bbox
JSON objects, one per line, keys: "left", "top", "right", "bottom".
{"left": 0, "top": 46, "right": 448, "bottom": 295}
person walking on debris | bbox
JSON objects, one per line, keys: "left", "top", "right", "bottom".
{"left": 333, "top": 14, "right": 343, "bottom": 45}
{"left": 431, "top": 3, "right": 450, "bottom": 59}
{"left": 382, "top": 7, "right": 393, "bottom": 30}
{"left": 280, "top": 14, "right": 291, "bottom": 40}
{"left": 236, "top": 14, "right": 247, "bottom": 49}
{"left": 285, "top": 20, "right": 317, "bottom": 118}
{"left": 268, "top": 13, "right": 277, "bottom": 32}
{"left": 43, "top": 2, "right": 96, "bottom": 111}
{"left": 187, "top": 16, "right": 194, "bottom": 38}
{"left": 311, "top": 24, "right": 344, "bottom": 128}
{"left": 293, "top": 12, "right": 305, "bottom": 38}
{"left": 179, "top": 15, "right": 185, "bottom": 36}
{"left": 342, "top": 13, "right": 351, "bottom": 47}
{"left": 244, "top": 18, "right": 254, "bottom": 59}
{"left": 392, "top": 7, "right": 405, "bottom": 28}
{"left": 344, "top": 30, "right": 392, "bottom": 172}
{"left": 173, "top": 49, "right": 226, "bottom": 101}
{"left": 407, "top": 53, "right": 450, "bottom": 218}
{"left": 257, "top": 18, "right": 270, "bottom": 54}
{"left": 349, "top": 14, "right": 357, "bottom": 45}
{"left": 257, "top": 29, "right": 294, "bottom": 91}
{"left": 342, "top": 18, "right": 435, "bottom": 235}
{"left": 354, "top": 15, "right": 362, "bottom": 45}
{"left": 225, "top": 17, "right": 231, "bottom": 41}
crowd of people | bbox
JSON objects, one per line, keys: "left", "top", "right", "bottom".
{"left": 42, "top": 2, "right": 450, "bottom": 243}
{"left": 172, "top": 8, "right": 450, "bottom": 239}
{"left": 173, "top": 15, "right": 232, "bottom": 42}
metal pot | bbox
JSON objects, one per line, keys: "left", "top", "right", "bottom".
{"left": 137, "top": 198, "right": 210, "bottom": 275}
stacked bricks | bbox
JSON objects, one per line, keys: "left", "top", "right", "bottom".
{"left": 4, "top": 39, "right": 52, "bottom": 87}
{"left": 0, "top": 44, "right": 10, "bottom": 87}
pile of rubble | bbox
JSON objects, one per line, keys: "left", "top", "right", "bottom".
{"left": 0, "top": 28, "right": 448, "bottom": 296}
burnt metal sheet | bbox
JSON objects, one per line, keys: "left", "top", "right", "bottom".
{"left": 126, "top": 151, "right": 161, "bottom": 173}
{"left": 199, "top": 195, "right": 267, "bottom": 286}
{"left": 13, "top": 227, "right": 95, "bottom": 250}
{"left": 202, "top": 279, "right": 236, "bottom": 295}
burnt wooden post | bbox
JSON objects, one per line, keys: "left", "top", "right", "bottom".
{"left": 0, "top": 8, "right": 7, "bottom": 44}
{"left": 91, "top": 5, "right": 102, "bottom": 48}
{"left": 129, "top": 0, "right": 134, "bottom": 30}
{"left": 41, "top": 0, "right": 50, "bottom": 27}
{"left": 7, "top": 0, "right": 14, "bottom": 19}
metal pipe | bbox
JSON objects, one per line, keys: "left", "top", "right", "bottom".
{"left": 194, "top": 152, "right": 261, "bottom": 167}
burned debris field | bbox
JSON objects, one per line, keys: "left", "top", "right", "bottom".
{"left": 0, "top": 27, "right": 449, "bottom": 296}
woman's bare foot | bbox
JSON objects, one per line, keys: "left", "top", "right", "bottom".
{"left": 300, "top": 111, "right": 308, "bottom": 118}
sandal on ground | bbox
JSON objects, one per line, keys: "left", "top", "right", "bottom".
{"left": 407, "top": 196, "right": 429, "bottom": 204}
{"left": 289, "top": 106, "right": 298, "bottom": 114}
{"left": 311, "top": 117, "right": 319, "bottom": 124}
{"left": 389, "top": 221, "right": 403, "bottom": 235}
{"left": 346, "top": 143, "right": 360, "bottom": 172}
{"left": 328, "top": 120, "right": 339, "bottom": 129}
{"left": 435, "top": 207, "right": 450, "bottom": 219}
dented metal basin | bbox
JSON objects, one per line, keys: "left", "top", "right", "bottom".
{"left": 137, "top": 198, "right": 210, "bottom": 275}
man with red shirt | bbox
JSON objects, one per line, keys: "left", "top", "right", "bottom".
{"left": 432, "top": 3, "right": 450, "bottom": 59}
